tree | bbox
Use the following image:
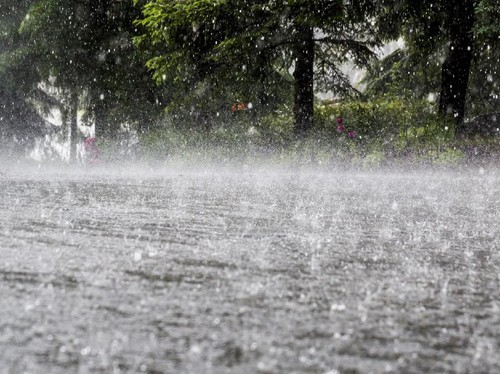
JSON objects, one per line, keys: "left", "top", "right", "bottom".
{"left": 19, "top": 0, "right": 165, "bottom": 161}
{"left": 437, "top": 0, "right": 474, "bottom": 131}
{"left": 468, "top": 0, "right": 500, "bottom": 116}
{"left": 367, "top": 0, "right": 500, "bottom": 134}
{"left": 0, "top": 0, "right": 48, "bottom": 154}
{"left": 134, "top": 0, "right": 378, "bottom": 136}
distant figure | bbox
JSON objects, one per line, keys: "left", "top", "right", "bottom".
{"left": 83, "top": 137, "right": 100, "bottom": 165}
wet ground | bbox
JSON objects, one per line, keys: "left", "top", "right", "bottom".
{"left": 0, "top": 164, "right": 499, "bottom": 373}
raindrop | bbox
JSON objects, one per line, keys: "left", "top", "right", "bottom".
{"left": 81, "top": 346, "right": 91, "bottom": 356}
{"left": 186, "top": 344, "right": 200, "bottom": 355}
{"left": 324, "top": 369, "right": 340, "bottom": 374}
{"left": 330, "top": 303, "right": 346, "bottom": 311}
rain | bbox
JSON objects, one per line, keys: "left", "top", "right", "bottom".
{"left": 1, "top": 1, "right": 499, "bottom": 373}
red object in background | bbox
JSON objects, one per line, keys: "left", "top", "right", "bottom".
{"left": 337, "top": 117, "right": 343, "bottom": 124}
{"left": 83, "top": 137, "right": 101, "bottom": 164}
{"left": 84, "top": 137, "right": 97, "bottom": 150}
{"left": 231, "top": 102, "right": 249, "bottom": 113}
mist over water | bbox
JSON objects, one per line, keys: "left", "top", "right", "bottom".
{"left": 1, "top": 160, "right": 499, "bottom": 373}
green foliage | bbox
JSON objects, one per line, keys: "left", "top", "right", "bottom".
{"left": 432, "top": 148, "right": 464, "bottom": 165}
{"left": 3, "top": 0, "right": 496, "bottom": 162}
{"left": 134, "top": 0, "right": 296, "bottom": 115}
{"left": 363, "top": 49, "right": 442, "bottom": 100}
{"left": 134, "top": 0, "right": 379, "bottom": 132}
{"left": 315, "top": 97, "right": 454, "bottom": 155}
{"left": 369, "top": 0, "right": 455, "bottom": 97}
{"left": 469, "top": 0, "right": 500, "bottom": 115}
{"left": 475, "top": 0, "right": 500, "bottom": 38}
{"left": 7, "top": 0, "right": 165, "bottom": 140}
{"left": 136, "top": 96, "right": 472, "bottom": 168}
{"left": 367, "top": 0, "right": 500, "bottom": 122}
{"left": 0, "top": 0, "right": 47, "bottom": 153}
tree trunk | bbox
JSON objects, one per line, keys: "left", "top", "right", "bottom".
{"left": 256, "top": 51, "right": 271, "bottom": 110}
{"left": 68, "top": 91, "right": 79, "bottom": 163}
{"left": 293, "top": 24, "right": 315, "bottom": 136}
{"left": 438, "top": 0, "right": 474, "bottom": 135}
{"left": 94, "top": 100, "right": 107, "bottom": 139}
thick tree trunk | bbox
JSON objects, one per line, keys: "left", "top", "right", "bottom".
{"left": 438, "top": 0, "right": 474, "bottom": 135}
{"left": 94, "top": 100, "right": 107, "bottom": 139}
{"left": 293, "top": 25, "right": 315, "bottom": 136}
{"left": 256, "top": 52, "right": 271, "bottom": 110}
{"left": 68, "top": 91, "right": 79, "bottom": 163}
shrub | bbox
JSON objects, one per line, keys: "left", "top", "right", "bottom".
{"left": 137, "top": 97, "right": 469, "bottom": 166}
{"left": 315, "top": 97, "right": 454, "bottom": 153}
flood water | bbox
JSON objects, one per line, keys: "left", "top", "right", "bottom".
{"left": 0, "top": 163, "right": 499, "bottom": 373}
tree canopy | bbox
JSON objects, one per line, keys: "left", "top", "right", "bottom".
{"left": 134, "top": 0, "right": 379, "bottom": 135}
{"left": 2, "top": 0, "right": 165, "bottom": 160}
{"left": 1, "top": 0, "right": 498, "bottom": 161}
{"left": 365, "top": 0, "right": 500, "bottom": 132}
{"left": 0, "top": 0, "right": 47, "bottom": 153}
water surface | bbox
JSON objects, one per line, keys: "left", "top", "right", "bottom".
{"left": 0, "top": 164, "right": 499, "bottom": 373}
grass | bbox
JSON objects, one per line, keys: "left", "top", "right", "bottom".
{"left": 75, "top": 98, "right": 500, "bottom": 169}
{"left": 131, "top": 121, "right": 499, "bottom": 170}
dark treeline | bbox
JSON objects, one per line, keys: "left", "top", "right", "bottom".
{"left": 1, "top": 0, "right": 499, "bottom": 161}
